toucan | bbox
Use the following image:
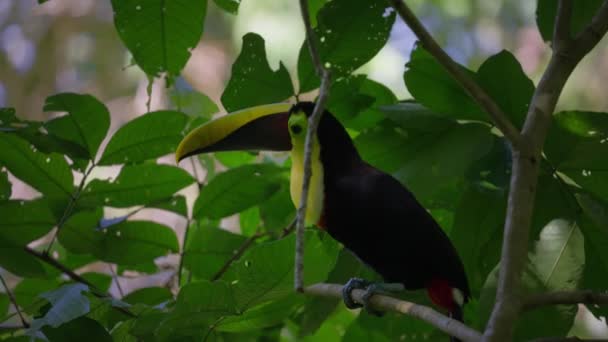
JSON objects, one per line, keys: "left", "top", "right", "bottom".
{"left": 175, "top": 102, "right": 470, "bottom": 339}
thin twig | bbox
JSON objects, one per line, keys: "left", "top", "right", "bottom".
{"left": 46, "top": 163, "right": 96, "bottom": 253}
{"left": 295, "top": 0, "right": 332, "bottom": 292}
{"left": 0, "top": 274, "right": 28, "bottom": 328}
{"left": 24, "top": 247, "right": 136, "bottom": 318}
{"left": 304, "top": 283, "right": 482, "bottom": 342}
{"left": 108, "top": 264, "right": 124, "bottom": 298}
{"left": 483, "top": 2, "right": 608, "bottom": 341}
{"left": 387, "top": 0, "right": 523, "bottom": 150}
{"left": 523, "top": 290, "right": 608, "bottom": 311}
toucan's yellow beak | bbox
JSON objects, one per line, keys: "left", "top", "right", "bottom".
{"left": 175, "top": 103, "right": 293, "bottom": 163}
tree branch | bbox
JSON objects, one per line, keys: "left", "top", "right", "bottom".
{"left": 0, "top": 274, "right": 28, "bottom": 328}
{"left": 387, "top": 0, "right": 523, "bottom": 149}
{"left": 553, "top": 0, "right": 573, "bottom": 50}
{"left": 523, "top": 290, "right": 608, "bottom": 311}
{"left": 304, "top": 283, "right": 482, "bottom": 342}
{"left": 483, "top": 2, "right": 608, "bottom": 341}
{"left": 295, "top": 0, "right": 332, "bottom": 291}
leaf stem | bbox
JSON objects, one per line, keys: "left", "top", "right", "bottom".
{"left": 0, "top": 274, "right": 28, "bottom": 328}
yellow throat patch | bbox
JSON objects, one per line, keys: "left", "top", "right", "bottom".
{"left": 288, "top": 111, "right": 324, "bottom": 225}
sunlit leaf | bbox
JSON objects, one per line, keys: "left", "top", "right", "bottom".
{"left": 221, "top": 33, "right": 294, "bottom": 112}
{"left": 298, "top": 0, "right": 395, "bottom": 92}
{"left": 111, "top": 0, "right": 207, "bottom": 78}
{"left": 99, "top": 110, "right": 188, "bottom": 165}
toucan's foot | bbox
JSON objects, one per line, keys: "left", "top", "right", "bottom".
{"left": 342, "top": 278, "right": 405, "bottom": 316}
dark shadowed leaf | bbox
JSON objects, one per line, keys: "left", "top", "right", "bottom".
{"left": 221, "top": 33, "right": 294, "bottom": 112}
{"left": 42, "top": 316, "right": 112, "bottom": 342}
{"left": 343, "top": 311, "right": 435, "bottom": 342}
{"left": 217, "top": 294, "right": 305, "bottom": 332}
{"left": 0, "top": 240, "right": 47, "bottom": 278}
{"left": 0, "top": 133, "right": 74, "bottom": 200}
{"left": 111, "top": 0, "right": 207, "bottom": 78}
{"left": 58, "top": 209, "right": 104, "bottom": 255}
{"left": 0, "top": 168, "right": 11, "bottom": 200}
{"left": 99, "top": 110, "right": 188, "bottom": 165}
{"left": 194, "top": 163, "right": 285, "bottom": 219}
{"left": 0, "top": 199, "right": 55, "bottom": 245}
{"left": 170, "top": 89, "right": 219, "bottom": 118}
{"left": 0, "top": 293, "right": 8, "bottom": 317}
{"left": 14, "top": 279, "right": 62, "bottom": 312}
{"left": 298, "top": 0, "right": 395, "bottom": 92}
{"left": 122, "top": 287, "right": 173, "bottom": 306}
{"left": 43, "top": 93, "right": 110, "bottom": 160}
{"left": 536, "top": 0, "right": 604, "bottom": 42}
{"left": 258, "top": 183, "right": 295, "bottom": 231}
{"left": 184, "top": 223, "right": 247, "bottom": 280}
{"left": 80, "top": 273, "right": 112, "bottom": 292}
{"left": 79, "top": 164, "right": 194, "bottom": 208}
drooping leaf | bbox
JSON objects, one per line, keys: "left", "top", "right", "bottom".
{"left": 0, "top": 199, "right": 56, "bottom": 245}
{"left": 43, "top": 93, "right": 111, "bottom": 160}
{"left": 224, "top": 231, "right": 339, "bottom": 310}
{"left": 99, "top": 110, "right": 188, "bottom": 165}
{"left": 194, "top": 163, "right": 285, "bottom": 219}
{"left": 184, "top": 223, "right": 248, "bottom": 280}
{"left": 0, "top": 133, "right": 74, "bottom": 200}
{"left": 478, "top": 219, "right": 584, "bottom": 339}
{"left": 0, "top": 168, "right": 11, "bottom": 200}
{"left": 28, "top": 284, "right": 91, "bottom": 331}
{"left": 42, "top": 316, "right": 112, "bottom": 342}
{"left": 536, "top": 0, "right": 604, "bottom": 42}
{"left": 111, "top": 0, "right": 207, "bottom": 78}
{"left": 221, "top": 33, "right": 294, "bottom": 112}
{"left": 79, "top": 164, "right": 194, "bottom": 208}
{"left": 298, "top": 0, "right": 396, "bottom": 92}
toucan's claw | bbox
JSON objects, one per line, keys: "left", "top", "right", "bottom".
{"left": 342, "top": 278, "right": 370, "bottom": 309}
{"left": 342, "top": 278, "right": 405, "bottom": 316}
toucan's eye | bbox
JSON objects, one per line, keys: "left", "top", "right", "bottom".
{"left": 291, "top": 124, "right": 302, "bottom": 135}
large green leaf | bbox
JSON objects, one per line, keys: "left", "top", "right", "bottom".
{"left": 0, "top": 240, "right": 47, "bottom": 278}
{"left": 184, "top": 223, "right": 248, "bottom": 280}
{"left": 14, "top": 279, "right": 62, "bottom": 312}
{"left": 297, "top": 0, "right": 395, "bottom": 92}
{"left": 224, "top": 231, "right": 339, "bottom": 310}
{"left": 545, "top": 111, "right": 608, "bottom": 201}
{"left": 0, "top": 199, "right": 56, "bottom": 245}
{"left": 111, "top": 0, "right": 207, "bottom": 78}
{"left": 194, "top": 163, "right": 285, "bottom": 219}
{"left": 258, "top": 183, "right": 295, "bottom": 231}
{"left": 216, "top": 294, "right": 305, "bottom": 332}
{"left": 28, "top": 283, "right": 90, "bottom": 331}
{"left": 536, "top": 0, "right": 604, "bottom": 42}
{"left": 79, "top": 164, "right": 194, "bottom": 208}
{"left": 122, "top": 287, "right": 173, "bottom": 306}
{"left": 58, "top": 209, "right": 104, "bottom": 255}
{"left": 0, "top": 168, "right": 11, "bottom": 200}
{"left": 221, "top": 33, "right": 294, "bottom": 112}
{"left": 99, "top": 110, "right": 188, "bottom": 165}
{"left": 42, "top": 316, "right": 112, "bottom": 342}
{"left": 148, "top": 195, "right": 188, "bottom": 217}
{"left": 0, "top": 133, "right": 74, "bottom": 200}
{"left": 478, "top": 219, "right": 584, "bottom": 339}
{"left": 43, "top": 93, "right": 110, "bottom": 160}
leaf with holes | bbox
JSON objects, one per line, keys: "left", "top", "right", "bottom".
{"left": 79, "top": 164, "right": 194, "bottom": 208}
{"left": 221, "top": 33, "right": 294, "bottom": 112}
{"left": 43, "top": 93, "right": 111, "bottom": 160}
{"left": 111, "top": 0, "right": 207, "bottom": 78}
{"left": 0, "top": 133, "right": 74, "bottom": 201}
{"left": 297, "top": 0, "right": 395, "bottom": 92}
{"left": 99, "top": 110, "right": 188, "bottom": 165}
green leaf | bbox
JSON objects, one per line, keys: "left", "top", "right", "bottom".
{"left": 224, "top": 231, "right": 339, "bottom": 310}
{"left": 213, "top": 0, "right": 240, "bottom": 14}
{"left": 239, "top": 207, "right": 261, "bottom": 236}
{"left": 148, "top": 195, "right": 188, "bottom": 217}
{"left": 0, "top": 168, "right": 11, "bottom": 200}
{"left": 111, "top": 0, "right": 207, "bottom": 78}
{"left": 343, "top": 311, "right": 435, "bottom": 342}
{"left": 81, "top": 273, "right": 112, "bottom": 292}
{"left": 536, "top": 0, "right": 603, "bottom": 42}
{"left": 43, "top": 93, "right": 111, "bottom": 159}
{"left": 0, "top": 199, "right": 56, "bottom": 245}
{"left": 478, "top": 219, "right": 584, "bottom": 339}
{"left": 98, "top": 221, "right": 179, "bottom": 266}
{"left": 59, "top": 209, "right": 103, "bottom": 255}
{"left": 79, "top": 164, "right": 194, "bottom": 208}
{"left": 14, "top": 279, "right": 62, "bottom": 312}
{"left": 217, "top": 294, "right": 305, "bottom": 332}
{"left": 545, "top": 111, "right": 608, "bottom": 201}
{"left": 476, "top": 50, "right": 535, "bottom": 128}
{"left": 170, "top": 90, "right": 219, "bottom": 118}
{"left": 42, "top": 316, "right": 112, "bottom": 342}
{"left": 29, "top": 283, "right": 90, "bottom": 331}
{"left": 0, "top": 133, "right": 74, "bottom": 200}
{"left": 258, "top": 183, "right": 295, "bottom": 231}
{"left": 215, "top": 151, "right": 256, "bottom": 168}
{"left": 221, "top": 33, "right": 294, "bottom": 112}
{"left": 184, "top": 223, "right": 247, "bottom": 280}
{"left": 194, "top": 163, "right": 285, "bottom": 219}
{"left": 0, "top": 293, "right": 8, "bottom": 317}
{"left": 0, "top": 240, "right": 47, "bottom": 278}
{"left": 99, "top": 110, "right": 188, "bottom": 165}
{"left": 325, "top": 76, "right": 375, "bottom": 129}
{"left": 297, "top": 0, "right": 395, "bottom": 92}
{"left": 122, "top": 287, "right": 173, "bottom": 306}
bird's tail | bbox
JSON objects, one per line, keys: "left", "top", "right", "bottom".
{"left": 449, "top": 305, "right": 464, "bottom": 342}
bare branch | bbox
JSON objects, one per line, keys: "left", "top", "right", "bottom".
{"left": 483, "top": 2, "right": 608, "bottom": 341}
{"left": 295, "top": 0, "right": 332, "bottom": 291}
{"left": 304, "top": 283, "right": 482, "bottom": 342}
{"left": 523, "top": 290, "right": 608, "bottom": 311}
{"left": 0, "top": 274, "right": 28, "bottom": 328}
{"left": 553, "top": 0, "right": 573, "bottom": 50}
{"left": 387, "top": 0, "right": 523, "bottom": 149}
